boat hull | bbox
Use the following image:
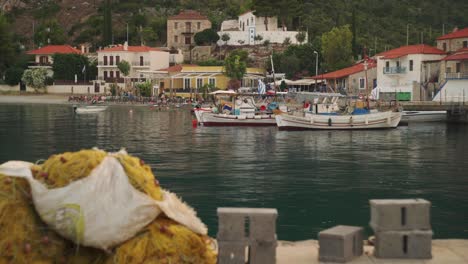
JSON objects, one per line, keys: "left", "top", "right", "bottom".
{"left": 401, "top": 111, "right": 447, "bottom": 123}
{"left": 195, "top": 111, "right": 276, "bottom": 126}
{"left": 276, "top": 111, "right": 402, "bottom": 130}
{"left": 75, "top": 106, "right": 108, "bottom": 114}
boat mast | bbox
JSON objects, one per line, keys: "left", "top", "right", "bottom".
{"left": 364, "top": 48, "right": 370, "bottom": 109}
{"left": 270, "top": 55, "right": 277, "bottom": 92}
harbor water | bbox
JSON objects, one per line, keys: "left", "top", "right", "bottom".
{"left": 0, "top": 104, "right": 467, "bottom": 240}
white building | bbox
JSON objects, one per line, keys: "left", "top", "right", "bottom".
{"left": 375, "top": 44, "right": 446, "bottom": 101}
{"left": 217, "top": 11, "right": 306, "bottom": 46}
{"left": 96, "top": 42, "right": 169, "bottom": 82}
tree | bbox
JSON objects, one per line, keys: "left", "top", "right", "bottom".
{"left": 22, "top": 68, "right": 48, "bottom": 92}
{"left": 253, "top": 0, "right": 276, "bottom": 31}
{"left": 221, "top": 33, "right": 230, "bottom": 45}
{"left": 194, "top": 29, "right": 220, "bottom": 45}
{"left": 224, "top": 50, "right": 248, "bottom": 89}
{"left": 141, "top": 27, "right": 158, "bottom": 46}
{"left": 117, "top": 60, "right": 131, "bottom": 91}
{"left": 321, "top": 25, "right": 353, "bottom": 71}
{"left": 34, "top": 19, "right": 66, "bottom": 46}
{"left": 4, "top": 67, "right": 25, "bottom": 86}
{"left": 283, "top": 37, "right": 292, "bottom": 46}
{"left": 135, "top": 81, "right": 152, "bottom": 97}
{"left": 295, "top": 31, "right": 306, "bottom": 44}
{"left": 117, "top": 60, "right": 130, "bottom": 77}
{"left": 102, "top": 0, "right": 113, "bottom": 46}
{"left": 52, "top": 54, "right": 89, "bottom": 81}
{"left": 254, "top": 34, "right": 263, "bottom": 45}
{"left": 0, "top": 14, "right": 15, "bottom": 77}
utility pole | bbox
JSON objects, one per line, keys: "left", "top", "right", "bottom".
{"left": 406, "top": 24, "right": 410, "bottom": 46}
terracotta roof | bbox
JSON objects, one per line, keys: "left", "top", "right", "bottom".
{"left": 310, "top": 60, "right": 377, "bottom": 80}
{"left": 442, "top": 48, "right": 468, "bottom": 61}
{"left": 98, "top": 45, "right": 164, "bottom": 52}
{"left": 168, "top": 10, "right": 208, "bottom": 20}
{"left": 27, "top": 45, "right": 81, "bottom": 55}
{"left": 377, "top": 44, "right": 446, "bottom": 59}
{"left": 437, "top": 28, "right": 468, "bottom": 40}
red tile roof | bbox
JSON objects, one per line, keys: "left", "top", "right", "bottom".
{"left": 27, "top": 45, "right": 81, "bottom": 55}
{"left": 437, "top": 28, "right": 468, "bottom": 40}
{"left": 168, "top": 10, "right": 208, "bottom": 20}
{"left": 98, "top": 45, "right": 164, "bottom": 52}
{"left": 377, "top": 44, "right": 445, "bottom": 59}
{"left": 310, "top": 60, "right": 376, "bottom": 80}
{"left": 442, "top": 48, "right": 468, "bottom": 61}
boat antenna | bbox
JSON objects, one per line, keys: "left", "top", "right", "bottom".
{"left": 270, "top": 54, "right": 277, "bottom": 92}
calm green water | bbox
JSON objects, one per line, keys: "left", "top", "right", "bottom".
{"left": 0, "top": 104, "right": 467, "bottom": 240}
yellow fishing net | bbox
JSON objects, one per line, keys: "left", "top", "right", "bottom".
{"left": 107, "top": 217, "right": 217, "bottom": 264}
{"left": 0, "top": 174, "right": 105, "bottom": 264}
{"left": 0, "top": 149, "right": 216, "bottom": 263}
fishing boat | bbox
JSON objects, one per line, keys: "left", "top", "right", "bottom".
{"left": 74, "top": 105, "right": 108, "bottom": 114}
{"left": 275, "top": 110, "right": 402, "bottom": 130}
{"left": 401, "top": 110, "right": 447, "bottom": 124}
{"left": 193, "top": 91, "right": 278, "bottom": 126}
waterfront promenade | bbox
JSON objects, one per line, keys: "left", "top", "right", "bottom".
{"left": 276, "top": 239, "right": 468, "bottom": 263}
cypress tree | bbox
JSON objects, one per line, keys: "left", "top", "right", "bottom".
{"left": 103, "top": 0, "right": 112, "bottom": 46}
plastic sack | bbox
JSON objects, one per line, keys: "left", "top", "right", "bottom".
{"left": 0, "top": 154, "right": 207, "bottom": 251}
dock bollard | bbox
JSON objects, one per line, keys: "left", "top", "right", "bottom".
{"left": 217, "top": 208, "right": 278, "bottom": 264}
{"left": 318, "top": 225, "right": 364, "bottom": 263}
{"left": 370, "top": 199, "right": 433, "bottom": 259}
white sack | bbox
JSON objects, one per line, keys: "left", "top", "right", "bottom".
{"left": 0, "top": 154, "right": 207, "bottom": 251}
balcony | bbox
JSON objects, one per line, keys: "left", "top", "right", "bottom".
{"left": 383, "top": 66, "right": 407, "bottom": 74}
{"left": 98, "top": 62, "right": 117, "bottom": 66}
{"left": 131, "top": 61, "right": 150, "bottom": 67}
{"left": 446, "top": 72, "right": 468, "bottom": 80}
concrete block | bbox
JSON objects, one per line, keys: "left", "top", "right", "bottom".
{"left": 370, "top": 199, "right": 431, "bottom": 231}
{"left": 374, "top": 230, "right": 433, "bottom": 259}
{"left": 217, "top": 241, "right": 247, "bottom": 264}
{"left": 249, "top": 240, "right": 277, "bottom": 264}
{"left": 318, "top": 225, "right": 364, "bottom": 263}
{"left": 217, "top": 208, "right": 278, "bottom": 242}
{"left": 249, "top": 211, "right": 277, "bottom": 242}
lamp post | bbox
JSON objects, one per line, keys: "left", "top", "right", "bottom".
{"left": 313, "top": 51, "right": 318, "bottom": 91}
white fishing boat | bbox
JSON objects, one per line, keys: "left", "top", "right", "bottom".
{"left": 74, "top": 105, "right": 108, "bottom": 114}
{"left": 193, "top": 92, "right": 279, "bottom": 126}
{"left": 401, "top": 111, "right": 447, "bottom": 123}
{"left": 275, "top": 110, "right": 402, "bottom": 130}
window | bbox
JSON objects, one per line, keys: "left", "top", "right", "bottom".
{"left": 104, "top": 71, "right": 108, "bottom": 79}
{"left": 359, "top": 78, "right": 365, "bottom": 89}
{"left": 104, "top": 56, "right": 108, "bottom": 65}
{"left": 140, "top": 56, "right": 144, "bottom": 66}
{"left": 116, "top": 71, "right": 120, "bottom": 79}
{"left": 456, "top": 63, "right": 461, "bottom": 73}
{"left": 196, "top": 78, "right": 203, "bottom": 88}
{"left": 110, "top": 56, "right": 114, "bottom": 66}
{"left": 251, "top": 17, "right": 253, "bottom": 24}
{"left": 385, "top": 61, "right": 389, "bottom": 68}
{"left": 184, "top": 78, "right": 191, "bottom": 89}
{"left": 39, "top": 56, "right": 48, "bottom": 64}
{"left": 197, "top": 22, "right": 201, "bottom": 30}
{"left": 209, "top": 78, "right": 216, "bottom": 87}
{"left": 409, "top": 60, "right": 413, "bottom": 71}
{"left": 185, "top": 36, "right": 191, "bottom": 45}
{"left": 116, "top": 56, "right": 120, "bottom": 64}
{"left": 247, "top": 20, "right": 249, "bottom": 26}
{"left": 396, "top": 61, "right": 400, "bottom": 68}
{"left": 443, "top": 42, "right": 447, "bottom": 51}
{"left": 463, "top": 41, "right": 468, "bottom": 48}
{"left": 185, "top": 22, "right": 191, "bottom": 32}
{"left": 174, "top": 35, "right": 178, "bottom": 43}
{"left": 110, "top": 71, "right": 114, "bottom": 78}
{"left": 446, "top": 67, "right": 451, "bottom": 73}
{"left": 174, "top": 22, "right": 178, "bottom": 29}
